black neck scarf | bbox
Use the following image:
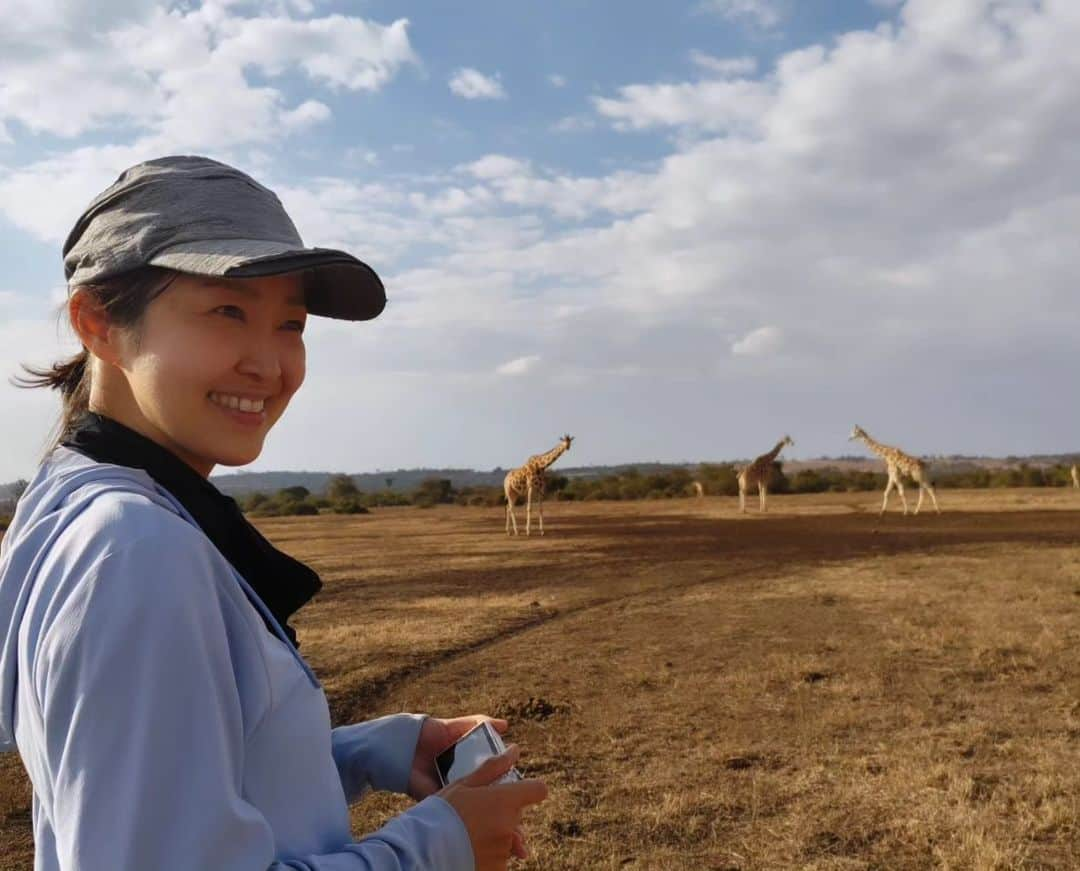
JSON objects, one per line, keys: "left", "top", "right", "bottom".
{"left": 62, "top": 412, "right": 320, "bottom": 648}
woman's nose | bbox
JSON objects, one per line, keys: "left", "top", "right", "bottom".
{"left": 235, "top": 332, "right": 283, "bottom": 381}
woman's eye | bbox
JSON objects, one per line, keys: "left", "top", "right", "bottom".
{"left": 283, "top": 320, "right": 306, "bottom": 333}
{"left": 215, "top": 305, "right": 246, "bottom": 320}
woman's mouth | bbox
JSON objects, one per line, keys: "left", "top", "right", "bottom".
{"left": 208, "top": 391, "right": 267, "bottom": 425}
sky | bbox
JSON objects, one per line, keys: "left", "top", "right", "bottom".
{"left": 2, "top": 0, "right": 1079, "bottom": 481}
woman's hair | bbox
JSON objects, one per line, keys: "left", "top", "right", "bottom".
{"left": 13, "top": 267, "right": 179, "bottom": 448}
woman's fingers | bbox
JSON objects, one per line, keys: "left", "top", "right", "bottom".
{"left": 493, "top": 777, "right": 549, "bottom": 809}
{"left": 511, "top": 825, "right": 527, "bottom": 860}
{"left": 446, "top": 714, "right": 509, "bottom": 741}
{"left": 459, "top": 745, "right": 521, "bottom": 787}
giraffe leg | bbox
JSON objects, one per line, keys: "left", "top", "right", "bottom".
{"left": 506, "top": 493, "right": 519, "bottom": 536}
{"left": 538, "top": 492, "right": 545, "bottom": 536}
{"left": 525, "top": 489, "right": 532, "bottom": 536}
{"left": 880, "top": 479, "right": 894, "bottom": 515}
{"left": 760, "top": 483, "right": 767, "bottom": 513}
{"left": 927, "top": 484, "right": 940, "bottom": 514}
{"left": 896, "top": 480, "right": 909, "bottom": 515}
{"left": 914, "top": 485, "right": 924, "bottom": 515}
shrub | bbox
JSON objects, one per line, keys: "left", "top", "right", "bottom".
{"left": 455, "top": 485, "right": 504, "bottom": 507}
{"left": 333, "top": 497, "right": 370, "bottom": 515}
{"left": 325, "top": 474, "right": 360, "bottom": 501}
{"left": 697, "top": 463, "right": 739, "bottom": 497}
{"left": 412, "top": 478, "right": 456, "bottom": 507}
{"left": 240, "top": 491, "right": 270, "bottom": 512}
{"left": 363, "top": 490, "right": 412, "bottom": 508}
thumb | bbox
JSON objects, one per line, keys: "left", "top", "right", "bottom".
{"left": 458, "top": 745, "right": 520, "bottom": 787}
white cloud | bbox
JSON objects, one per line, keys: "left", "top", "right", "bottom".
{"left": 448, "top": 68, "right": 507, "bottom": 100}
{"left": 344, "top": 147, "right": 380, "bottom": 166}
{"left": 0, "top": 143, "right": 153, "bottom": 243}
{"left": 551, "top": 114, "right": 597, "bottom": 133}
{"left": 731, "top": 326, "right": 783, "bottom": 356}
{"left": 0, "top": 4, "right": 419, "bottom": 241}
{"left": 593, "top": 78, "right": 770, "bottom": 132}
{"left": 0, "top": 5, "right": 416, "bottom": 141}
{"left": 212, "top": 14, "right": 417, "bottom": 91}
{"left": 462, "top": 154, "right": 530, "bottom": 179}
{"left": 689, "top": 50, "right": 758, "bottom": 77}
{"left": 408, "top": 185, "right": 494, "bottom": 216}
{"left": 548, "top": 74, "right": 567, "bottom": 87}
{"left": 699, "top": 0, "right": 784, "bottom": 29}
{"left": 279, "top": 99, "right": 332, "bottom": 131}
{"left": 496, "top": 355, "right": 541, "bottom": 376}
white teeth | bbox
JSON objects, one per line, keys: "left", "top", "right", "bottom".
{"left": 210, "top": 392, "right": 265, "bottom": 413}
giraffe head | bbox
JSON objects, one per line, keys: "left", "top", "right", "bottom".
{"left": 560, "top": 434, "right": 574, "bottom": 451}
{"left": 849, "top": 425, "right": 867, "bottom": 442}
{"left": 782, "top": 434, "right": 794, "bottom": 448}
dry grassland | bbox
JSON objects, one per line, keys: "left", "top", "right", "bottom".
{"left": 2, "top": 489, "right": 1080, "bottom": 869}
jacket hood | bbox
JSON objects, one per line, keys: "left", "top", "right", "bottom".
{"left": 0, "top": 448, "right": 185, "bottom": 750}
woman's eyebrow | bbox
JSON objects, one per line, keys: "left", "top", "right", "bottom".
{"left": 197, "top": 279, "right": 306, "bottom": 308}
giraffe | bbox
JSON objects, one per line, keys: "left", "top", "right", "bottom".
{"left": 504, "top": 434, "right": 574, "bottom": 536}
{"left": 737, "top": 435, "right": 793, "bottom": 514}
{"left": 691, "top": 480, "right": 705, "bottom": 499}
{"left": 1071, "top": 464, "right": 1079, "bottom": 490}
{"left": 849, "top": 425, "right": 940, "bottom": 515}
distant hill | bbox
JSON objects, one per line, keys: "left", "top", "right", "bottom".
{"left": 4, "top": 453, "right": 1080, "bottom": 500}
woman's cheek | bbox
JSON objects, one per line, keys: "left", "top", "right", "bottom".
{"left": 289, "top": 342, "right": 306, "bottom": 393}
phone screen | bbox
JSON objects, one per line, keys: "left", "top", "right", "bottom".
{"left": 436, "top": 723, "right": 505, "bottom": 786}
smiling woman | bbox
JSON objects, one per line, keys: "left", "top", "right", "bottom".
{"left": 0, "top": 155, "right": 546, "bottom": 871}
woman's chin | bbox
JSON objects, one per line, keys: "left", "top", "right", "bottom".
{"left": 210, "top": 440, "right": 265, "bottom": 469}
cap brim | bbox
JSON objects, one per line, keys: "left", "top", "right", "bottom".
{"left": 149, "top": 238, "right": 386, "bottom": 321}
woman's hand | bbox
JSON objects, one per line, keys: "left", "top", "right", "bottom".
{"left": 438, "top": 745, "right": 548, "bottom": 870}
{"left": 408, "top": 714, "right": 509, "bottom": 800}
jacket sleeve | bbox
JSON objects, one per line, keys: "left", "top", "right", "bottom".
{"left": 32, "top": 531, "right": 473, "bottom": 871}
{"left": 331, "top": 714, "right": 426, "bottom": 802}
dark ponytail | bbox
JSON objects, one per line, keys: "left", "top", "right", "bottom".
{"left": 11, "top": 267, "right": 179, "bottom": 450}
{"left": 14, "top": 350, "right": 92, "bottom": 445}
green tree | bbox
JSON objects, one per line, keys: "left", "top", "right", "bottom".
{"left": 241, "top": 491, "right": 270, "bottom": 512}
{"left": 413, "top": 478, "right": 455, "bottom": 507}
{"left": 12, "top": 479, "right": 29, "bottom": 504}
{"left": 326, "top": 474, "right": 359, "bottom": 501}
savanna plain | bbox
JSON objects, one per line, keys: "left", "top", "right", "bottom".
{"left": 2, "top": 490, "right": 1079, "bottom": 869}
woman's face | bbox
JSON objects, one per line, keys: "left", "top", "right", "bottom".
{"left": 108, "top": 272, "right": 307, "bottom": 477}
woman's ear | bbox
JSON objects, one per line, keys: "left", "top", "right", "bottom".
{"left": 68, "top": 290, "right": 124, "bottom": 366}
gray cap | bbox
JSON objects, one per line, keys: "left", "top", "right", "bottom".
{"left": 62, "top": 155, "right": 385, "bottom": 321}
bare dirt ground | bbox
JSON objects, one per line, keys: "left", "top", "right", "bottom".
{"left": 2, "top": 489, "right": 1080, "bottom": 869}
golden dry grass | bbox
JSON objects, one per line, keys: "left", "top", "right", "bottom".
{"left": 2, "top": 490, "right": 1080, "bottom": 869}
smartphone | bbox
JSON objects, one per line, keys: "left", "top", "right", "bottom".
{"left": 435, "top": 721, "right": 523, "bottom": 787}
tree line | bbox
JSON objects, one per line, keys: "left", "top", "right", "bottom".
{"left": 4, "top": 462, "right": 1079, "bottom": 528}
{"left": 228, "top": 462, "right": 1080, "bottom": 517}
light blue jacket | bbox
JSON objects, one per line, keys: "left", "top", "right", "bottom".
{"left": 0, "top": 447, "right": 474, "bottom": 870}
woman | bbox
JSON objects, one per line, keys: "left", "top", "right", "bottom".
{"left": 0, "top": 156, "right": 546, "bottom": 870}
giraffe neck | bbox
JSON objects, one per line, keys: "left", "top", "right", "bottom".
{"left": 762, "top": 440, "right": 787, "bottom": 463}
{"left": 859, "top": 433, "right": 903, "bottom": 462}
{"left": 529, "top": 442, "right": 568, "bottom": 471}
